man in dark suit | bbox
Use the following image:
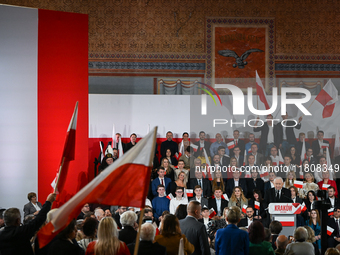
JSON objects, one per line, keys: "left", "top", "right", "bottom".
{"left": 246, "top": 166, "right": 264, "bottom": 199}
{"left": 208, "top": 188, "right": 228, "bottom": 217}
{"left": 189, "top": 185, "right": 209, "bottom": 208}
{"left": 264, "top": 177, "right": 293, "bottom": 205}
{"left": 226, "top": 169, "right": 247, "bottom": 198}
{"left": 0, "top": 193, "right": 56, "bottom": 255}
{"left": 160, "top": 131, "right": 178, "bottom": 158}
{"left": 194, "top": 131, "right": 211, "bottom": 157}
{"left": 229, "top": 130, "right": 245, "bottom": 157}
{"left": 327, "top": 186, "right": 340, "bottom": 209}
{"left": 151, "top": 167, "right": 171, "bottom": 197}
{"left": 296, "top": 132, "right": 311, "bottom": 156}
{"left": 179, "top": 201, "right": 211, "bottom": 255}
{"left": 127, "top": 223, "right": 167, "bottom": 255}
{"left": 238, "top": 206, "right": 257, "bottom": 228}
{"left": 124, "top": 133, "right": 137, "bottom": 152}
{"left": 188, "top": 170, "right": 211, "bottom": 198}
{"left": 312, "top": 130, "right": 331, "bottom": 159}
{"left": 269, "top": 220, "right": 283, "bottom": 250}
{"left": 305, "top": 148, "right": 317, "bottom": 165}
{"left": 114, "top": 206, "right": 127, "bottom": 229}
{"left": 253, "top": 114, "right": 283, "bottom": 156}
{"left": 245, "top": 143, "right": 264, "bottom": 166}
{"left": 217, "top": 146, "right": 230, "bottom": 168}
{"left": 328, "top": 207, "right": 340, "bottom": 248}
{"left": 232, "top": 146, "right": 244, "bottom": 167}
{"left": 281, "top": 114, "right": 302, "bottom": 155}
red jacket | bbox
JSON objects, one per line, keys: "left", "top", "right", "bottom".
{"left": 318, "top": 179, "right": 338, "bottom": 197}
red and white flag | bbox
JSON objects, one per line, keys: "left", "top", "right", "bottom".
{"left": 203, "top": 148, "right": 213, "bottom": 181}
{"left": 242, "top": 205, "right": 247, "bottom": 214}
{"left": 112, "top": 124, "right": 116, "bottom": 149}
{"left": 118, "top": 136, "right": 124, "bottom": 158}
{"left": 38, "top": 127, "right": 158, "bottom": 247}
{"left": 175, "top": 141, "right": 184, "bottom": 160}
{"left": 166, "top": 194, "right": 174, "bottom": 200}
{"left": 256, "top": 70, "right": 270, "bottom": 110}
{"left": 190, "top": 143, "right": 198, "bottom": 152}
{"left": 315, "top": 79, "right": 338, "bottom": 118}
{"left": 321, "top": 143, "right": 330, "bottom": 149}
{"left": 300, "top": 139, "right": 306, "bottom": 165}
{"left": 294, "top": 180, "right": 303, "bottom": 189}
{"left": 51, "top": 102, "right": 78, "bottom": 194}
{"left": 322, "top": 183, "right": 330, "bottom": 190}
{"left": 254, "top": 201, "right": 260, "bottom": 210}
{"left": 99, "top": 141, "right": 104, "bottom": 162}
{"left": 209, "top": 208, "right": 216, "bottom": 219}
{"left": 328, "top": 208, "right": 334, "bottom": 216}
{"left": 301, "top": 202, "right": 307, "bottom": 213}
{"left": 260, "top": 168, "right": 269, "bottom": 178}
{"left": 222, "top": 193, "right": 229, "bottom": 201}
{"left": 327, "top": 226, "right": 335, "bottom": 236}
{"left": 276, "top": 216, "right": 295, "bottom": 227}
{"left": 185, "top": 189, "right": 193, "bottom": 197}
{"left": 227, "top": 141, "right": 235, "bottom": 150}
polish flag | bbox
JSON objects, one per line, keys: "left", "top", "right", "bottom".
{"left": 327, "top": 226, "right": 335, "bottom": 236}
{"left": 300, "top": 139, "right": 306, "bottom": 165}
{"left": 294, "top": 180, "right": 303, "bottom": 189}
{"left": 244, "top": 170, "right": 251, "bottom": 178}
{"left": 222, "top": 193, "right": 229, "bottom": 201}
{"left": 254, "top": 201, "right": 260, "bottom": 210}
{"left": 328, "top": 208, "right": 334, "bottom": 216}
{"left": 186, "top": 189, "right": 193, "bottom": 197}
{"left": 276, "top": 216, "right": 295, "bottom": 227}
{"left": 301, "top": 202, "right": 307, "bottom": 213}
{"left": 37, "top": 127, "right": 158, "bottom": 247}
{"left": 190, "top": 143, "right": 198, "bottom": 152}
{"left": 334, "top": 128, "right": 340, "bottom": 158}
{"left": 260, "top": 169, "right": 269, "bottom": 178}
{"left": 248, "top": 148, "right": 252, "bottom": 154}
{"left": 322, "top": 184, "right": 330, "bottom": 190}
{"left": 166, "top": 194, "right": 174, "bottom": 200}
{"left": 321, "top": 143, "right": 330, "bottom": 149}
{"left": 315, "top": 79, "right": 338, "bottom": 118}
{"left": 51, "top": 102, "right": 78, "bottom": 194}
{"left": 203, "top": 148, "right": 213, "bottom": 181}
{"left": 242, "top": 205, "right": 247, "bottom": 214}
{"left": 112, "top": 124, "right": 116, "bottom": 149}
{"left": 209, "top": 208, "right": 217, "bottom": 219}
{"left": 118, "top": 136, "right": 124, "bottom": 158}
{"left": 175, "top": 141, "right": 184, "bottom": 160}
{"left": 99, "top": 141, "right": 105, "bottom": 162}
{"left": 256, "top": 70, "right": 270, "bottom": 110}
{"left": 227, "top": 141, "right": 235, "bottom": 150}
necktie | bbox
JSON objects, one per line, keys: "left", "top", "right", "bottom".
{"left": 161, "top": 179, "right": 164, "bottom": 185}
{"left": 276, "top": 191, "right": 280, "bottom": 201}
{"left": 198, "top": 179, "right": 202, "bottom": 187}
{"left": 235, "top": 140, "right": 238, "bottom": 146}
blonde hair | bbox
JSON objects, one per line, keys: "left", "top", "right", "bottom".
{"left": 305, "top": 172, "right": 315, "bottom": 183}
{"left": 95, "top": 217, "right": 120, "bottom": 255}
{"left": 304, "top": 226, "right": 316, "bottom": 243}
{"left": 284, "top": 171, "right": 296, "bottom": 187}
{"left": 161, "top": 158, "right": 173, "bottom": 173}
{"left": 226, "top": 206, "right": 241, "bottom": 224}
{"left": 230, "top": 186, "right": 247, "bottom": 203}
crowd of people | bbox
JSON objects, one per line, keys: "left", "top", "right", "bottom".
{"left": 2, "top": 113, "right": 340, "bottom": 254}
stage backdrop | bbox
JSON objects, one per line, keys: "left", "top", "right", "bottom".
{"left": 0, "top": 5, "right": 88, "bottom": 211}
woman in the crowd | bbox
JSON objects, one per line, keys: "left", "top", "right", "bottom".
{"left": 154, "top": 214, "right": 194, "bottom": 255}
{"left": 169, "top": 171, "right": 187, "bottom": 197}
{"left": 246, "top": 169, "right": 264, "bottom": 199}
{"left": 289, "top": 186, "right": 303, "bottom": 204}
{"left": 318, "top": 170, "right": 338, "bottom": 197}
{"left": 161, "top": 148, "right": 178, "bottom": 168}
{"left": 304, "top": 190, "right": 318, "bottom": 218}
{"left": 211, "top": 170, "right": 225, "bottom": 194}
{"left": 283, "top": 171, "right": 296, "bottom": 188}
{"left": 227, "top": 157, "right": 238, "bottom": 179}
{"left": 248, "top": 189, "right": 267, "bottom": 223}
{"left": 118, "top": 211, "right": 138, "bottom": 245}
{"left": 174, "top": 160, "right": 189, "bottom": 182}
{"left": 306, "top": 209, "right": 321, "bottom": 250}
{"left": 248, "top": 221, "right": 274, "bottom": 255}
{"left": 304, "top": 225, "right": 320, "bottom": 255}
{"left": 85, "top": 217, "right": 130, "bottom": 255}
{"left": 169, "top": 187, "right": 188, "bottom": 215}
{"left": 160, "top": 158, "right": 175, "bottom": 181}
{"left": 23, "top": 192, "right": 42, "bottom": 217}
{"left": 78, "top": 218, "right": 98, "bottom": 251}
{"left": 288, "top": 146, "right": 300, "bottom": 166}
{"left": 228, "top": 186, "right": 248, "bottom": 218}
{"left": 299, "top": 172, "right": 319, "bottom": 199}
{"left": 197, "top": 149, "right": 210, "bottom": 165}
{"left": 48, "top": 220, "right": 85, "bottom": 255}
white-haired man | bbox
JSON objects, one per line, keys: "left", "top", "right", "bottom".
{"left": 284, "top": 227, "right": 314, "bottom": 255}
{"left": 118, "top": 211, "right": 138, "bottom": 245}
{"left": 94, "top": 208, "right": 105, "bottom": 222}
{"left": 127, "top": 223, "right": 166, "bottom": 255}
{"left": 264, "top": 177, "right": 292, "bottom": 204}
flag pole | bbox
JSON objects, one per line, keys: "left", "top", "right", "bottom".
{"left": 133, "top": 126, "right": 158, "bottom": 255}
{"left": 54, "top": 157, "right": 65, "bottom": 193}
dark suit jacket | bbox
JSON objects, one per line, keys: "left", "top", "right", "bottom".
{"left": 128, "top": 241, "right": 166, "bottom": 255}
{"left": 194, "top": 140, "right": 211, "bottom": 157}
{"left": 221, "top": 155, "right": 230, "bottom": 167}
{"left": 246, "top": 178, "right": 264, "bottom": 199}
{"left": 326, "top": 197, "right": 340, "bottom": 208}
{"left": 264, "top": 187, "right": 293, "bottom": 205}
{"left": 237, "top": 218, "right": 258, "bottom": 228}
{"left": 124, "top": 142, "right": 136, "bottom": 152}
{"left": 264, "top": 182, "right": 273, "bottom": 195}
{"left": 114, "top": 213, "right": 122, "bottom": 229}
{"left": 284, "top": 121, "right": 301, "bottom": 145}
{"left": 160, "top": 140, "right": 178, "bottom": 158}
{"left": 229, "top": 139, "right": 245, "bottom": 157}
{"left": 188, "top": 178, "right": 212, "bottom": 198}
{"left": 23, "top": 201, "right": 42, "bottom": 217}
{"left": 328, "top": 217, "right": 340, "bottom": 238}
{"left": 234, "top": 155, "right": 244, "bottom": 168}
{"left": 296, "top": 141, "right": 311, "bottom": 156}
{"left": 292, "top": 196, "right": 303, "bottom": 204}
{"left": 179, "top": 216, "right": 210, "bottom": 255}
{"left": 208, "top": 198, "right": 228, "bottom": 216}
{"left": 312, "top": 139, "right": 331, "bottom": 158}
{"left": 151, "top": 177, "right": 171, "bottom": 197}
{"left": 246, "top": 153, "right": 264, "bottom": 166}
{"left": 0, "top": 201, "right": 51, "bottom": 255}
{"left": 253, "top": 122, "right": 283, "bottom": 153}
{"left": 225, "top": 178, "right": 248, "bottom": 198}
{"left": 118, "top": 226, "right": 137, "bottom": 245}
{"left": 189, "top": 197, "right": 209, "bottom": 208}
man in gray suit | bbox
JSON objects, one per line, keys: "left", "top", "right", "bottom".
{"left": 179, "top": 201, "right": 211, "bottom": 255}
{"left": 189, "top": 185, "right": 209, "bottom": 208}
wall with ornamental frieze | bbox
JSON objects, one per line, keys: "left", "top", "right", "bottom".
{"left": 2, "top": 0, "right": 340, "bottom": 59}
